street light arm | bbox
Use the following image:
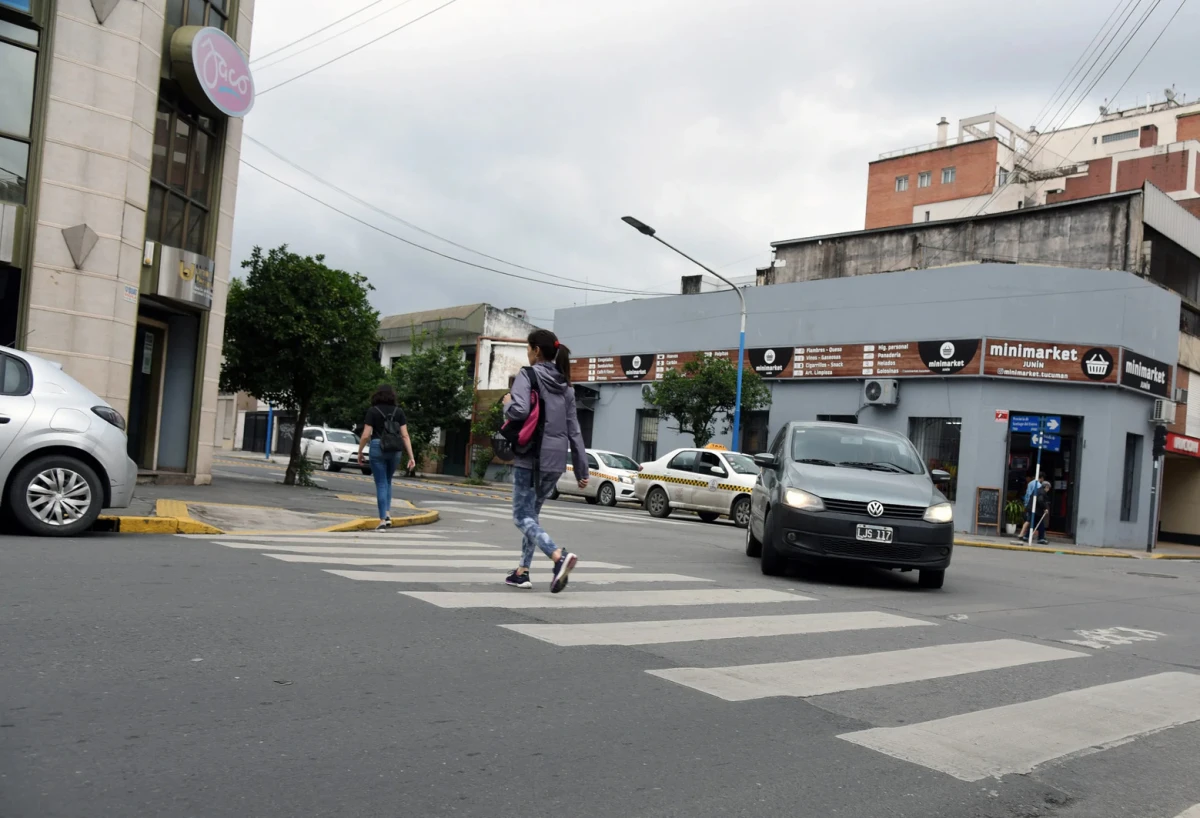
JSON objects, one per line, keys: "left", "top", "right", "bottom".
{"left": 648, "top": 235, "right": 747, "bottom": 314}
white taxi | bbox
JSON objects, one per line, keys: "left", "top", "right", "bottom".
{"left": 555, "top": 449, "right": 641, "bottom": 506}
{"left": 634, "top": 444, "right": 759, "bottom": 527}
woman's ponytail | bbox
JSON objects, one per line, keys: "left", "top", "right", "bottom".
{"left": 528, "top": 328, "right": 572, "bottom": 383}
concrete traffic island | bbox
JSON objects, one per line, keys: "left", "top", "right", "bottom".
{"left": 954, "top": 533, "right": 1200, "bottom": 560}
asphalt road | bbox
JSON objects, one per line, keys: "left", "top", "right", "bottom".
{"left": 3, "top": 472, "right": 1200, "bottom": 818}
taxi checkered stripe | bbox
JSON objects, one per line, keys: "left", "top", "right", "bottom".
{"left": 637, "top": 473, "right": 747, "bottom": 492}
{"left": 564, "top": 467, "right": 622, "bottom": 482}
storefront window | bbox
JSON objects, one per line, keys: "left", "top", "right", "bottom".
{"left": 909, "top": 417, "right": 962, "bottom": 501}
{"left": 635, "top": 409, "right": 659, "bottom": 463}
{"left": 147, "top": 99, "right": 218, "bottom": 254}
{"left": 166, "top": 0, "right": 228, "bottom": 31}
{"left": 0, "top": 15, "right": 39, "bottom": 205}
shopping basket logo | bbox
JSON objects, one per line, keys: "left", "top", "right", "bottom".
{"left": 1082, "top": 348, "right": 1114, "bottom": 380}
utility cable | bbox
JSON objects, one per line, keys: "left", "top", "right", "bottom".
{"left": 257, "top": 0, "right": 461, "bottom": 97}
{"left": 252, "top": 0, "right": 422, "bottom": 72}
{"left": 250, "top": 0, "right": 392, "bottom": 64}
{"left": 240, "top": 159, "right": 675, "bottom": 297}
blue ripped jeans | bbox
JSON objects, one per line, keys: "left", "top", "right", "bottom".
{"left": 512, "top": 467, "right": 564, "bottom": 569}
{"left": 368, "top": 439, "right": 400, "bottom": 520}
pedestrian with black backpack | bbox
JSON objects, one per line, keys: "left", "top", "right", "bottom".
{"left": 498, "top": 329, "right": 588, "bottom": 592}
{"left": 356, "top": 384, "right": 416, "bottom": 530}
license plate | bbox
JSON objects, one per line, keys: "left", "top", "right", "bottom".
{"left": 856, "top": 524, "right": 893, "bottom": 543}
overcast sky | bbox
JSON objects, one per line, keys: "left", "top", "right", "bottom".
{"left": 233, "top": 0, "right": 1199, "bottom": 326}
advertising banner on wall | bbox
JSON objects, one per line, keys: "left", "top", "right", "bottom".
{"left": 1120, "top": 349, "right": 1173, "bottom": 397}
{"left": 981, "top": 340, "right": 1119, "bottom": 384}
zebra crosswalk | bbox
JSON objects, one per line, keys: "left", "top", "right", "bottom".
{"left": 425, "top": 498, "right": 693, "bottom": 527}
{"left": 192, "top": 526, "right": 1200, "bottom": 798}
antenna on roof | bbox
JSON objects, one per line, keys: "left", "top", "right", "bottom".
{"left": 1165, "top": 86, "right": 1178, "bottom": 106}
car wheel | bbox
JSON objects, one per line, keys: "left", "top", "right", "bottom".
{"left": 322, "top": 453, "right": 334, "bottom": 471}
{"left": 760, "top": 510, "right": 787, "bottom": 577}
{"left": 598, "top": 482, "right": 617, "bottom": 507}
{"left": 697, "top": 511, "right": 720, "bottom": 523}
{"left": 646, "top": 486, "right": 671, "bottom": 518}
{"left": 745, "top": 513, "right": 763, "bottom": 557}
{"left": 731, "top": 495, "right": 752, "bottom": 529}
{"left": 919, "top": 569, "right": 945, "bottom": 590}
{"left": 8, "top": 455, "right": 103, "bottom": 537}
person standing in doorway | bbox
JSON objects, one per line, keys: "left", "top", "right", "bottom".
{"left": 503, "top": 329, "right": 588, "bottom": 593}
{"left": 1013, "top": 469, "right": 1051, "bottom": 545}
{"left": 357, "top": 384, "right": 416, "bottom": 530}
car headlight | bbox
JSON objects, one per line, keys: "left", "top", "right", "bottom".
{"left": 92, "top": 406, "right": 126, "bottom": 432}
{"left": 924, "top": 502, "right": 953, "bottom": 523}
{"left": 618, "top": 475, "right": 634, "bottom": 484}
{"left": 784, "top": 488, "right": 824, "bottom": 511}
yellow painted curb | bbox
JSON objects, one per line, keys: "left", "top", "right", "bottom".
{"left": 335, "top": 494, "right": 418, "bottom": 510}
{"left": 954, "top": 539, "right": 1136, "bottom": 559}
{"left": 1149, "top": 553, "right": 1200, "bottom": 560}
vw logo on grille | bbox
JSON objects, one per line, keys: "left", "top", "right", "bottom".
{"left": 866, "top": 501, "right": 885, "bottom": 518}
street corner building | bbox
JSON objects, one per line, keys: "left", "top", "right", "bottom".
{"left": 0, "top": 0, "right": 255, "bottom": 484}
{"left": 556, "top": 184, "right": 1200, "bottom": 550}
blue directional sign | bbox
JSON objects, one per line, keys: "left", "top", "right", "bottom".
{"left": 1010, "top": 414, "right": 1062, "bottom": 434}
{"left": 1030, "top": 433, "right": 1062, "bottom": 452}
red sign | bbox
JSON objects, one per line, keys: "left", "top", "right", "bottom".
{"left": 995, "top": 410, "right": 1010, "bottom": 423}
{"left": 1166, "top": 433, "right": 1200, "bottom": 457}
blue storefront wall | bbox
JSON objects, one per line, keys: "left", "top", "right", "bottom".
{"left": 554, "top": 265, "right": 1181, "bottom": 549}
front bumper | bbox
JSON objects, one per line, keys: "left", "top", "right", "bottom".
{"left": 772, "top": 505, "right": 953, "bottom": 569}
{"left": 615, "top": 482, "right": 638, "bottom": 501}
{"left": 108, "top": 455, "right": 138, "bottom": 509}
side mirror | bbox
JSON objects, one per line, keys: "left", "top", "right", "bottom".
{"left": 754, "top": 453, "right": 778, "bottom": 468}
{"left": 709, "top": 466, "right": 724, "bottom": 475}
{"left": 931, "top": 469, "right": 951, "bottom": 484}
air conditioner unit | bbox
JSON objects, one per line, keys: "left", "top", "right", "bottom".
{"left": 863, "top": 379, "right": 899, "bottom": 407}
{"left": 1174, "top": 387, "right": 1188, "bottom": 404}
{"left": 1151, "top": 399, "right": 1176, "bottom": 425}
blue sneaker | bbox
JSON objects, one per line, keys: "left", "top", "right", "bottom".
{"left": 550, "top": 553, "right": 578, "bottom": 594}
{"left": 505, "top": 570, "right": 532, "bottom": 589}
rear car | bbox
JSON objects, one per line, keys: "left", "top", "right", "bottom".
{"left": 634, "top": 444, "right": 758, "bottom": 527}
{"left": 301, "top": 426, "right": 362, "bottom": 473}
{"left": 556, "top": 449, "right": 640, "bottom": 506}
{"left": 745, "top": 421, "right": 953, "bottom": 588}
{"left": 0, "top": 348, "right": 138, "bottom": 536}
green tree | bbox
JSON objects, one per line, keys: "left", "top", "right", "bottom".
{"left": 310, "top": 358, "right": 388, "bottom": 433}
{"left": 221, "top": 245, "right": 380, "bottom": 485}
{"left": 643, "top": 355, "right": 772, "bottom": 447}
{"left": 390, "top": 329, "right": 474, "bottom": 476}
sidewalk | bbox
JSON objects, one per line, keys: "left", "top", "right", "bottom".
{"left": 216, "top": 449, "right": 514, "bottom": 491}
{"left": 955, "top": 532, "right": 1200, "bottom": 560}
{"left": 97, "top": 474, "right": 438, "bottom": 535}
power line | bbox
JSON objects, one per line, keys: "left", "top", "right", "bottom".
{"left": 240, "top": 159, "right": 675, "bottom": 298}
{"left": 257, "top": 0, "right": 461, "bottom": 97}
{"left": 250, "top": 0, "right": 392, "bottom": 64}
{"left": 242, "top": 135, "right": 668, "bottom": 296}
{"left": 252, "top": 0, "right": 422, "bottom": 72}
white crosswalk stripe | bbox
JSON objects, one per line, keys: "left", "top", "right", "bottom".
{"left": 428, "top": 500, "right": 691, "bottom": 527}
{"left": 499, "top": 611, "right": 934, "bottom": 647}
{"left": 325, "top": 570, "right": 712, "bottom": 584}
{"left": 264, "top": 553, "right": 629, "bottom": 568}
{"left": 647, "top": 639, "right": 1087, "bottom": 701}
{"left": 212, "top": 542, "right": 500, "bottom": 553}
{"left": 839, "top": 672, "right": 1200, "bottom": 782}
{"left": 1174, "top": 806, "right": 1200, "bottom": 818}
{"left": 400, "top": 588, "right": 809, "bottom": 609}
{"left": 181, "top": 534, "right": 444, "bottom": 542}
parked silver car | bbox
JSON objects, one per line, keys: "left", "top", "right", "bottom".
{"left": 0, "top": 348, "right": 138, "bottom": 536}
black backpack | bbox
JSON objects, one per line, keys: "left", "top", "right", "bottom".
{"left": 380, "top": 407, "right": 404, "bottom": 453}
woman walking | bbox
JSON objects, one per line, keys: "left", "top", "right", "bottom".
{"left": 356, "top": 384, "right": 416, "bottom": 530}
{"left": 503, "top": 329, "right": 588, "bottom": 593}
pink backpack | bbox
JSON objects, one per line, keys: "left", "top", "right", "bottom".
{"left": 493, "top": 367, "right": 544, "bottom": 461}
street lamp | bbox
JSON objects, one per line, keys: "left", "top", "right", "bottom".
{"left": 621, "top": 216, "right": 749, "bottom": 452}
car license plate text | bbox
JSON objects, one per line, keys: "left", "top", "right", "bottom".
{"left": 856, "top": 524, "right": 893, "bottom": 543}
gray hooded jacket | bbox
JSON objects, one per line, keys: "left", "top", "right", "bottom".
{"left": 505, "top": 361, "right": 588, "bottom": 476}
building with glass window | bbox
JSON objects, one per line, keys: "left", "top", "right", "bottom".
{"left": 556, "top": 263, "right": 1181, "bottom": 549}
{"left": 0, "top": 0, "right": 254, "bottom": 483}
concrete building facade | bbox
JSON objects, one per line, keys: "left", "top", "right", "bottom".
{"left": 556, "top": 265, "right": 1180, "bottom": 549}
{"left": 0, "top": 0, "right": 255, "bottom": 483}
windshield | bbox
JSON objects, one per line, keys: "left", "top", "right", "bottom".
{"left": 599, "top": 453, "right": 639, "bottom": 471}
{"left": 326, "top": 431, "right": 358, "bottom": 445}
{"left": 724, "top": 453, "right": 759, "bottom": 475}
{"left": 791, "top": 427, "right": 924, "bottom": 475}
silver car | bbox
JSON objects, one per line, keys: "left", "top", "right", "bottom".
{"left": 0, "top": 348, "right": 138, "bottom": 536}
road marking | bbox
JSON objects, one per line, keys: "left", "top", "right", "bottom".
{"left": 1061, "top": 627, "right": 1166, "bottom": 650}
{"left": 326, "top": 570, "right": 711, "bottom": 584}
{"left": 181, "top": 533, "right": 444, "bottom": 541}
{"left": 216, "top": 543, "right": 502, "bottom": 554}
{"left": 400, "top": 588, "right": 809, "bottom": 609}
{"left": 428, "top": 501, "right": 690, "bottom": 527}
{"left": 648, "top": 639, "right": 1086, "bottom": 702}
{"left": 839, "top": 671, "right": 1200, "bottom": 782}
{"left": 1173, "top": 806, "right": 1200, "bottom": 818}
{"left": 264, "top": 554, "right": 630, "bottom": 568}
{"left": 500, "top": 611, "right": 934, "bottom": 647}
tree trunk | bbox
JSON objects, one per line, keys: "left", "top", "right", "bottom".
{"left": 284, "top": 399, "right": 310, "bottom": 486}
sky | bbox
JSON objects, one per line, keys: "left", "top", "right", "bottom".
{"left": 233, "top": 0, "right": 1200, "bottom": 327}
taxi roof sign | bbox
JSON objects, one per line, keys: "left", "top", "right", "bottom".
{"left": 704, "top": 443, "right": 728, "bottom": 450}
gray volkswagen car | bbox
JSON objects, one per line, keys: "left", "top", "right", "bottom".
{"left": 745, "top": 421, "right": 953, "bottom": 588}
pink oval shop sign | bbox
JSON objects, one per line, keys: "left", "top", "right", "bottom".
{"left": 190, "top": 27, "right": 254, "bottom": 118}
